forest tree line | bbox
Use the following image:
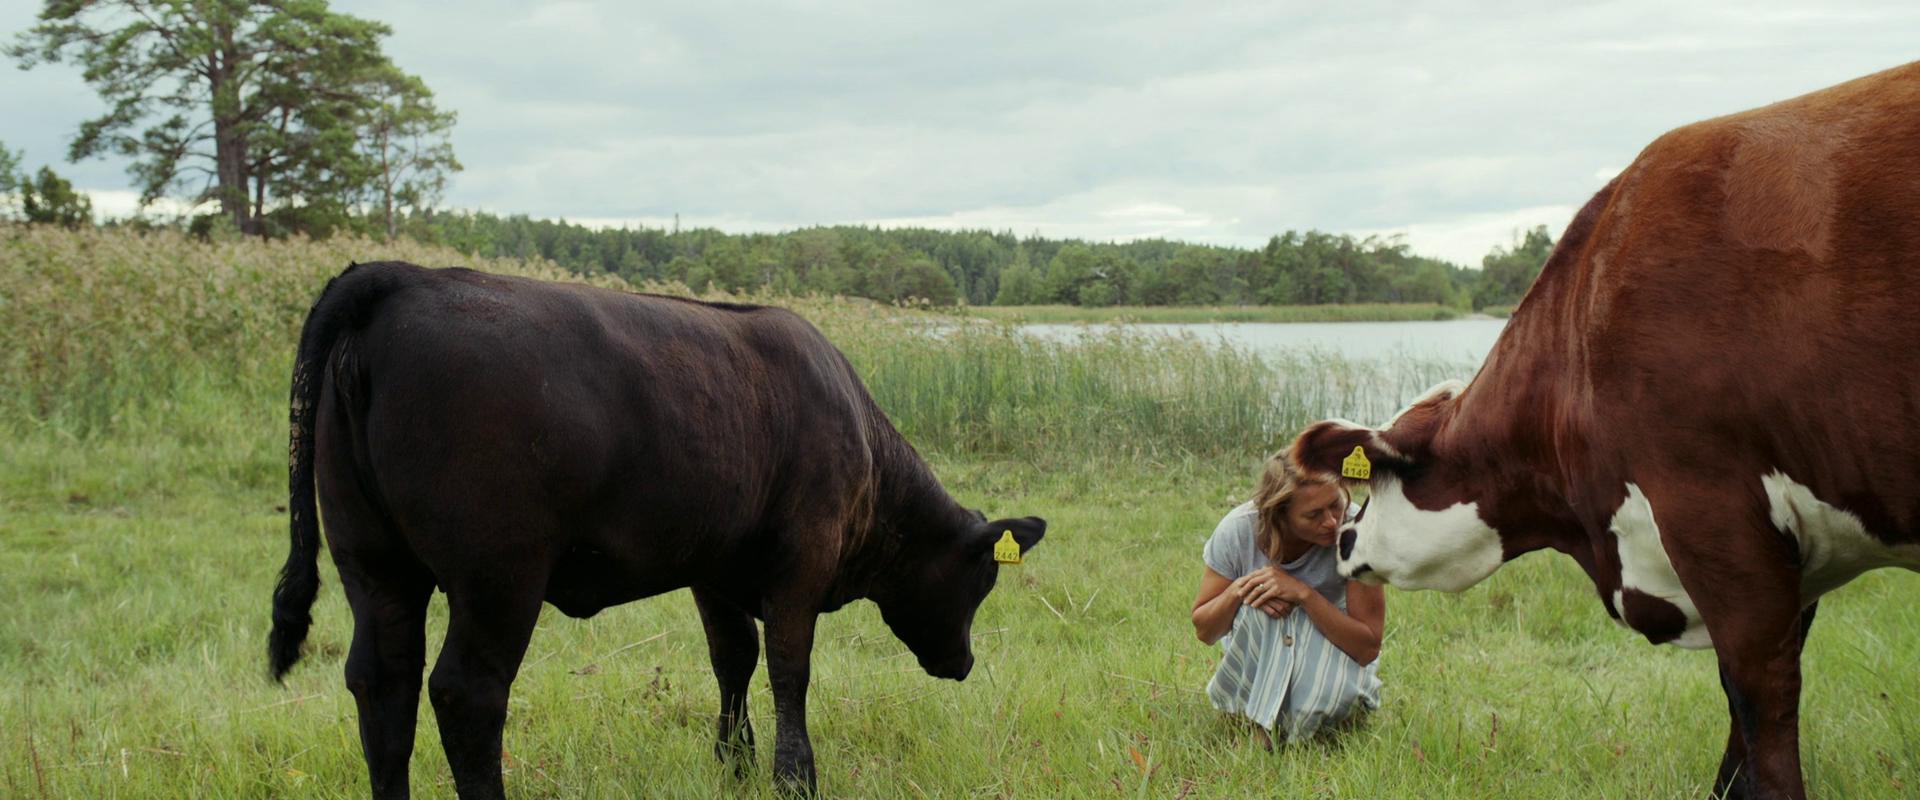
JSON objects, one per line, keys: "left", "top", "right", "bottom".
{"left": 411, "top": 210, "right": 1555, "bottom": 310}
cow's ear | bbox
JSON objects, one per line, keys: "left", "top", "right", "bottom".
{"left": 1370, "top": 379, "right": 1465, "bottom": 461}
{"left": 1288, "top": 419, "right": 1396, "bottom": 480}
{"left": 979, "top": 516, "right": 1046, "bottom": 557}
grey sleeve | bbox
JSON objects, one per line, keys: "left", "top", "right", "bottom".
{"left": 1202, "top": 511, "right": 1249, "bottom": 578}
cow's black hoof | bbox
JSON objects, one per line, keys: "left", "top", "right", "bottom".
{"left": 773, "top": 765, "right": 818, "bottom": 797}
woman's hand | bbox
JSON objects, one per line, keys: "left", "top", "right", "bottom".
{"left": 1194, "top": 566, "right": 1299, "bottom": 643}
{"left": 1240, "top": 566, "right": 1313, "bottom": 608}
{"left": 1226, "top": 572, "right": 1293, "bottom": 618}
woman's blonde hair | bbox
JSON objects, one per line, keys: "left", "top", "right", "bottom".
{"left": 1252, "top": 450, "right": 1345, "bottom": 563}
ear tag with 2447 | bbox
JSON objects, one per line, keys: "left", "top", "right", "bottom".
{"left": 993, "top": 530, "right": 1023, "bottom": 565}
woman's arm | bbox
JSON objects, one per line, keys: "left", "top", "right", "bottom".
{"left": 1244, "top": 571, "right": 1385, "bottom": 665}
{"left": 1191, "top": 567, "right": 1292, "bottom": 644}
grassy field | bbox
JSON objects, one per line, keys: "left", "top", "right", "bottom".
{"left": 4, "top": 227, "right": 1918, "bottom": 798}
{"left": 964, "top": 303, "right": 1465, "bottom": 324}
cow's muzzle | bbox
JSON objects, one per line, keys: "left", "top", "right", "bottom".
{"left": 923, "top": 653, "right": 974, "bottom": 681}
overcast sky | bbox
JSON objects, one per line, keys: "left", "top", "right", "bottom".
{"left": 4, "top": 1, "right": 1916, "bottom": 265}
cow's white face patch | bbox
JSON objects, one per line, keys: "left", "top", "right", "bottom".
{"left": 1610, "top": 483, "right": 1712, "bottom": 649}
{"left": 1763, "top": 470, "right": 1920, "bottom": 599}
{"left": 1339, "top": 475, "right": 1502, "bottom": 592}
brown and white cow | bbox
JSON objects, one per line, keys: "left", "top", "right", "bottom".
{"left": 1290, "top": 62, "right": 1920, "bottom": 800}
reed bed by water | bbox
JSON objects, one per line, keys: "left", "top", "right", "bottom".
{"left": 0, "top": 226, "right": 1472, "bottom": 461}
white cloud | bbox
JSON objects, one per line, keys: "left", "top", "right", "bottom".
{"left": 79, "top": 189, "right": 213, "bottom": 221}
{"left": 8, "top": 0, "right": 1919, "bottom": 266}
{"left": 1355, "top": 205, "right": 1580, "bottom": 268}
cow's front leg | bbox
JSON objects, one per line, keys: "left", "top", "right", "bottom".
{"left": 1711, "top": 602, "right": 1818, "bottom": 800}
{"left": 763, "top": 603, "right": 820, "bottom": 794}
{"left": 694, "top": 587, "right": 759, "bottom": 775}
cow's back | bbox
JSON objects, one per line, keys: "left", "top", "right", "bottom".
{"left": 1565, "top": 61, "right": 1920, "bottom": 547}
{"left": 326, "top": 266, "right": 880, "bottom": 602}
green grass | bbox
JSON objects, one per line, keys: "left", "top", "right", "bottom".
{"left": 4, "top": 226, "right": 1918, "bottom": 797}
{"left": 966, "top": 303, "right": 1465, "bottom": 324}
{"left": 1480, "top": 305, "right": 1518, "bottom": 319}
{"left": 6, "top": 437, "right": 1919, "bottom": 798}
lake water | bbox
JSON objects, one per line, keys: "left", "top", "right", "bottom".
{"left": 1019, "top": 318, "right": 1509, "bottom": 364}
{"left": 1010, "top": 317, "right": 1507, "bottom": 426}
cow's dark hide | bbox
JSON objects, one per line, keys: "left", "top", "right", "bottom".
{"left": 268, "top": 262, "right": 1045, "bottom": 798}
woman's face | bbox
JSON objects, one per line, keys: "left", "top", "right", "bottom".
{"left": 1286, "top": 481, "right": 1346, "bottom": 548}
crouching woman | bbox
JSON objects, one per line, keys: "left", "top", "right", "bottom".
{"left": 1190, "top": 453, "right": 1383, "bottom": 745}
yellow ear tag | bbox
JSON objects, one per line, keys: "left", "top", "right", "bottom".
{"left": 993, "top": 530, "right": 1023, "bottom": 565}
{"left": 1341, "top": 446, "right": 1372, "bottom": 480}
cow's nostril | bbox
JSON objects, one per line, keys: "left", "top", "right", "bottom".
{"left": 1339, "top": 529, "right": 1357, "bottom": 561}
{"left": 1348, "top": 562, "right": 1374, "bottom": 579}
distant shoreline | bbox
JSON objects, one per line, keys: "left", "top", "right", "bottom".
{"left": 960, "top": 303, "right": 1502, "bottom": 325}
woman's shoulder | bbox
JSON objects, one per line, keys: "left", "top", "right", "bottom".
{"left": 1204, "top": 500, "right": 1259, "bottom": 573}
{"left": 1214, "top": 500, "right": 1258, "bottom": 536}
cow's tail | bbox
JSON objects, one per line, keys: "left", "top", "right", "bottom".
{"left": 269, "top": 261, "right": 404, "bottom": 681}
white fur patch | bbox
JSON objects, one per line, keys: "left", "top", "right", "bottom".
{"left": 1763, "top": 470, "right": 1920, "bottom": 599}
{"left": 1383, "top": 379, "right": 1468, "bottom": 431}
{"left": 1339, "top": 475, "right": 1502, "bottom": 592}
{"left": 1318, "top": 417, "right": 1403, "bottom": 460}
{"left": 1610, "top": 484, "right": 1712, "bottom": 649}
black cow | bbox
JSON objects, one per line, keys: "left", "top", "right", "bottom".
{"left": 267, "top": 262, "right": 1046, "bottom": 798}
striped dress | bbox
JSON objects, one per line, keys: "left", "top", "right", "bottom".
{"left": 1203, "top": 501, "right": 1381, "bottom": 741}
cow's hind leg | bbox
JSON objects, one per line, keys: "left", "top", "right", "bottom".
{"left": 340, "top": 564, "right": 433, "bottom": 800}
{"left": 1647, "top": 481, "right": 1811, "bottom": 800}
{"left": 319, "top": 406, "right": 435, "bottom": 800}
{"left": 426, "top": 565, "right": 550, "bottom": 800}
{"left": 1712, "top": 661, "right": 1748, "bottom": 799}
{"left": 1712, "top": 603, "right": 1818, "bottom": 800}
{"left": 694, "top": 587, "right": 759, "bottom": 775}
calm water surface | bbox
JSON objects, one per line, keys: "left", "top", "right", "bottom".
{"left": 1020, "top": 318, "right": 1509, "bottom": 363}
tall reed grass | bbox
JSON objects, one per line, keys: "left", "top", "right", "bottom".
{"left": 0, "top": 225, "right": 1472, "bottom": 462}
{"left": 0, "top": 226, "right": 623, "bottom": 436}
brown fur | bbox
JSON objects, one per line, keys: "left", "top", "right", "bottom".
{"left": 1292, "top": 61, "right": 1920, "bottom": 800}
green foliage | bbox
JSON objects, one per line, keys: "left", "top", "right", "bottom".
{"left": 19, "top": 165, "right": 93, "bottom": 228}
{"left": 992, "top": 249, "right": 1044, "bottom": 306}
{"left": 7, "top": 0, "right": 458, "bottom": 237}
{"left": 1475, "top": 225, "right": 1555, "bottom": 310}
{"left": 348, "top": 65, "right": 460, "bottom": 240}
{"left": 407, "top": 211, "right": 1526, "bottom": 311}
{"left": 1043, "top": 243, "right": 1099, "bottom": 304}
{"left": 0, "top": 141, "right": 92, "bottom": 227}
{"left": 0, "top": 141, "right": 19, "bottom": 204}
